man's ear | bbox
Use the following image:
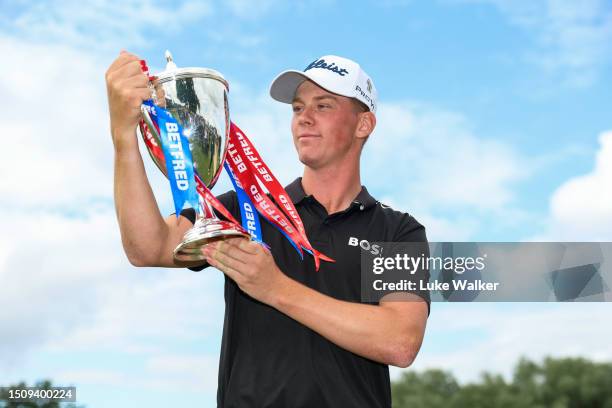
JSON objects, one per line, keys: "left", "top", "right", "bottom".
{"left": 356, "top": 111, "right": 376, "bottom": 141}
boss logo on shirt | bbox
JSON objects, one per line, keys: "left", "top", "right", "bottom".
{"left": 348, "top": 237, "right": 382, "bottom": 255}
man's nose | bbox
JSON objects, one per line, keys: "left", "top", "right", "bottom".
{"left": 298, "top": 105, "right": 315, "bottom": 126}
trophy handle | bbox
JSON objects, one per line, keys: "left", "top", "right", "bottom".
{"left": 139, "top": 105, "right": 168, "bottom": 177}
{"left": 140, "top": 105, "right": 158, "bottom": 139}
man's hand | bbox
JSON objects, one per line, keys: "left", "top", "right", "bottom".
{"left": 203, "top": 238, "right": 287, "bottom": 305}
{"left": 105, "top": 50, "right": 151, "bottom": 150}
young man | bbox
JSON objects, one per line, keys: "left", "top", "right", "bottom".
{"left": 106, "top": 53, "right": 429, "bottom": 407}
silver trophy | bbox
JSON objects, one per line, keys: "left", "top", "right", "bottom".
{"left": 139, "top": 51, "right": 249, "bottom": 267}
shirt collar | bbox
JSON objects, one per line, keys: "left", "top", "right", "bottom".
{"left": 285, "top": 177, "right": 377, "bottom": 209}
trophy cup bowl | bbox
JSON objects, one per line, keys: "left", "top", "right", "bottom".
{"left": 139, "top": 52, "right": 249, "bottom": 267}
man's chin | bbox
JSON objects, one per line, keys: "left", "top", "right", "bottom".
{"left": 298, "top": 154, "right": 322, "bottom": 169}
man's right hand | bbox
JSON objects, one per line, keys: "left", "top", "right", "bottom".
{"left": 105, "top": 50, "right": 152, "bottom": 151}
{"left": 106, "top": 50, "right": 193, "bottom": 268}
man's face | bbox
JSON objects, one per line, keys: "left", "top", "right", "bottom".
{"left": 291, "top": 80, "right": 363, "bottom": 169}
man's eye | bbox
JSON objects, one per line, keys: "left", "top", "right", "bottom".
{"left": 292, "top": 106, "right": 303, "bottom": 113}
{"left": 318, "top": 104, "right": 330, "bottom": 110}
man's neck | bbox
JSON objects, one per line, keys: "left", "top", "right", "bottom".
{"left": 301, "top": 162, "right": 362, "bottom": 215}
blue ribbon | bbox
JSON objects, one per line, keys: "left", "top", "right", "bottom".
{"left": 143, "top": 100, "right": 199, "bottom": 217}
{"left": 224, "top": 162, "right": 263, "bottom": 243}
{"left": 224, "top": 162, "right": 303, "bottom": 257}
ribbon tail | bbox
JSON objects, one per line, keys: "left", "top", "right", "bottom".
{"left": 314, "top": 250, "right": 335, "bottom": 263}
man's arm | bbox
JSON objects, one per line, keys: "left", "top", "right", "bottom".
{"left": 106, "top": 50, "right": 191, "bottom": 268}
{"left": 113, "top": 146, "right": 193, "bottom": 267}
{"left": 273, "top": 277, "right": 428, "bottom": 368}
{"left": 203, "top": 238, "right": 428, "bottom": 368}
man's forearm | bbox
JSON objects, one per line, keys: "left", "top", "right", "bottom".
{"left": 113, "top": 130, "right": 169, "bottom": 266}
{"left": 270, "top": 274, "right": 427, "bottom": 368}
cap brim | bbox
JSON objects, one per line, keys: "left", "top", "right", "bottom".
{"left": 269, "top": 70, "right": 310, "bottom": 104}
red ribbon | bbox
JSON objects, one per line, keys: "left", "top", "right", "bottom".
{"left": 226, "top": 122, "right": 334, "bottom": 270}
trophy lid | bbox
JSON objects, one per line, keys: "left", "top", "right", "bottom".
{"left": 153, "top": 50, "right": 229, "bottom": 90}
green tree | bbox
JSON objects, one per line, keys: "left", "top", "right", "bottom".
{"left": 450, "top": 373, "right": 522, "bottom": 408}
{"left": 392, "top": 357, "right": 612, "bottom": 408}
{"left": 392, "top": 369, "right": 460, "bottom": 408}
{"left": 535, "top": 357, "right": 612, "bottom": 408}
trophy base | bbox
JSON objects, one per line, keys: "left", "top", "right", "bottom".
{"left": 173, "top": 218, "right": 250, "bottom": 268}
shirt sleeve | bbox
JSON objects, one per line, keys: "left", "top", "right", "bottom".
{"left": 378, "top": 214, "right": 431, "bottom": 315}
{"left": 178, "top": 190, "right": 239, "bottom": 271}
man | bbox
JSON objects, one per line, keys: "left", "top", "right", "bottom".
{"left": 106, "top": 52, "right": 429, "bottom": 407}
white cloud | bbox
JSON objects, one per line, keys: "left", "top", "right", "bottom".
{"left": 0, "top": 208, "right": 120, "bottom": 368}
{"left": 44, "top": 263, "right": 225, "bottom": 353}
{"left": 55, "top": 353, "right": 219, "bottom": 393}
{"left": 3, "top": 0, "right": 212, "bottom": 50}
{"left": 533, "top": 130, "right": 612, "bottom": 241}
{"left": 461, "top": 0, "right": 612, "bottom": 87}
{"left": 145, "top": 354, "right": 219, "bottom": 392}
{"left": 368, "top": 102, "right": 527, "bottom": 213}
{"left": 0, "top": 207, "right": 225, "bottom": 368}
{"left": 0, "top": 38, "right": 111, "bottom": 209}
{"left": 363, "top": 102, "right": 529, "bottom": 241}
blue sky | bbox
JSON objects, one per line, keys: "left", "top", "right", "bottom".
{"left": 1, "top": 0, "right": 611, "bottom": 407}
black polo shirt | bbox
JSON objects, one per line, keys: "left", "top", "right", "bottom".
{"left": 181, "top": 177, "right": 429, "bottom": 408}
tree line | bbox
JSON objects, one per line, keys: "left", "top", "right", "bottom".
{"left": 392, "top": 356, "right": 612, "bottom": 407}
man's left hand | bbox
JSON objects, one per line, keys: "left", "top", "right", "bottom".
{"left": 202, "top": 238, "right": 286, "bottom": 305}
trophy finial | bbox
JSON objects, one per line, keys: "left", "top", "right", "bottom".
{"left": 165, "top": 50, "right": 177, "bottom": 71}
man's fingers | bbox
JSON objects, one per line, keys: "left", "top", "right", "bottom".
{"left": 108, "top": 60, "right": 148, "bottom": 85}
{"left": 225, "top": 237, "right": 260, "bottom": 255}
{"left": 206, "top": 255, "right": 242, "bottom": 281}
{"left": 106, "top": 51, "right": 141, "bottom": 77}
{"left": 135, "top": 87, "right": 154, "bottom": 103}
{"left": 205, "top": 238, "right": 262, "bottom": 265}
{"left": 109, "top": 76, "right": 152, "bottom": 108}
{"left": 109, "top": 72, "right": 150, "bottom": 103}
{"left": 114, "top": 71, "right": 150, "bottom": 90}
{"left": 206, "top": 243, "right": 246, "bottom": 272}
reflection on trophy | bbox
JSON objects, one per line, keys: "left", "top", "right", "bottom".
{"left": 139, "top": 51, "right": 249, "bottom": 267}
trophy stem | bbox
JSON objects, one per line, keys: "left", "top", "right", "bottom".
{"left": 173, "top": 210, "right": 251, "bottom": 268}
{"left": 202, "top": 198, "right": 217, "bottom": 221}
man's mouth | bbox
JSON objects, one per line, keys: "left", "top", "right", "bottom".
{"left": 297, "top": 133, "right": 321, "bottom": 140}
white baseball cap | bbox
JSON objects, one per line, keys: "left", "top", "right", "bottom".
{"left": 269, "top": 55, "right": 378, "bottom": 113}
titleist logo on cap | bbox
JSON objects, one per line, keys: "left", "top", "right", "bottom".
{"left": 304, "top": 58, "right": 349, "bottom": 76}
